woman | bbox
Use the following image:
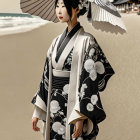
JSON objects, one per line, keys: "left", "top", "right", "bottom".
{"left": 31, "top": 0, "right": 115, "bottom": 140}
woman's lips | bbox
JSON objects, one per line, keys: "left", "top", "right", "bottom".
{"left": 59, "top": 16, "right": 63, "bottom": 19}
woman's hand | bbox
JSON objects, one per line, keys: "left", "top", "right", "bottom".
{"left": 32, "top": 117, "right": 40, "bottom": 132}
{"left": 72, "top": 119, "right": 84, "bottom": 138}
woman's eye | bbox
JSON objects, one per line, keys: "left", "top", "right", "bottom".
{"left": 56, "top": 5, "right": 65, "bottom": 8}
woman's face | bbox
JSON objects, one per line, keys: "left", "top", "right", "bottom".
{"left": 55, "top": 0, "right": 70, "bottom": 23}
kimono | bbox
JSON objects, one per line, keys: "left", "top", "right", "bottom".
{"left": 31, "top": 22, "right": 115, "bottom": 140}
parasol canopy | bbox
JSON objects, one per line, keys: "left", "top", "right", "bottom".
{"left": 20, "top": 0, "right": 127, "bottom": 34}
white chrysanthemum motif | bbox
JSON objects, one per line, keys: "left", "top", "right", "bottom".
{"left": 95, "top": 61, "right": 105, "bottom": 74}
{"left": 89, "top": 69, "right": 97, "bottom": 81}
{"left": 89, "top": 48, "right": 95, "bottom": 57}
{"left": 84, "top": 59, "right": 95, "bottom": 73}
{"left": 91, "top": 95, "right": 98, "bottom": 105}
{"left": 57, "top": 125, "right": 65, "bottom": 135}
{"left": 79, "top": 91, "right": 85, "bottom": 99}
{"left": 79, "top": 84, "right": 87, "bottom": 98}
{"left": 86, "top": 103, "right": 94, "bottom": 111}
{"left": 52, "top": 122, "right": 65, "bottom": 135}
{"left": 84, "top": 60, "right": 105, "bottom": 81}
{"left": 77, "top": 137, "right": 83, "bottom": 140}
{"left": 62, "top": 84, "right": 69, "bottom": 95}
{"left": 52, "top": 122, "right": 61, "bottom": 132}
{"left": 50, "top": 100, "right": 60, "bottom": 113}
{"left": 81, "top": 84, "right": 87, "bottom": 92}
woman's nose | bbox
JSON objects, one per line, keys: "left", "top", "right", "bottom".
{"left": 58, "top": 7, "right": 62, "bottom": 14}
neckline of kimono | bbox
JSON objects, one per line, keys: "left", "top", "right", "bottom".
{"left": 55, "top": 22, "right": 82, "bottom": 63}
{"left": 56, "top": 22, "right": 80, "bottom": 53}
{"left": 52, "top": 27, "right": 83, "bottom": 70}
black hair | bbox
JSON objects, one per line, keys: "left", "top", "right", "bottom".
{"left": 55, "top": 0, "right": 87, "bottom": 20}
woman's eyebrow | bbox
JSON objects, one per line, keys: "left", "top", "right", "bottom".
{"left": 57, "top": 2, "right": 64, "bottom": 4}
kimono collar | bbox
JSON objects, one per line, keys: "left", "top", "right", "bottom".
{"left": 55, "top": 22, "right": 82, "bottom": 63}
{"left": 52, "top": 22, "right": 83, "bottom": 70}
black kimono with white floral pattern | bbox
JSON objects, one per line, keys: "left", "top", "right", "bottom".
{"left": 31, "top": 31, "right": 115, "bottom": 140}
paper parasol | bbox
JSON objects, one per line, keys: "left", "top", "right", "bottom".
{"left": 20, "top": 0, "right": 127, "bottom": 34}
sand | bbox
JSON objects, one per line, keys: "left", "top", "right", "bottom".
{"left": 0, "top": 13, "right": 140, "bottom": 140}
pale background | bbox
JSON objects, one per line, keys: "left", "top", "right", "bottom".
{"left": 0, "top": 0, "right": 140, "bottom": 140}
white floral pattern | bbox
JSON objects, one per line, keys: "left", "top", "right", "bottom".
{"left": 86, "top": 95, "right": 98, "bottom": 112}
{"left": 50, "top": 100, "right": 60, "bottom": 113}
{"left": 62, "top": 84, "right": 69, "bottom": 95}
{"left": 86, "top": 103, "right": 94, "bottom": 111}
{"left": 84, "top": 58, "right": 105, "bottom": 81}
{"left": 52, "top": 122, "right": 65, "bottom": 135}
{"left": 95, "top": 61, "right": 105, "bottom": 74}
{"left": 78, "top": 83, "right": 87, "bottom": 99}
{"left": 89, "top": 69, "right": 97, "bottom": 81}
{"left": 89, "top": 48, "right": 95, "bottom": 57}
{"left": 77, "top": 36, "right": 115, "bottom": 131}
{"left": 91, "top": 95, "right": 98, "bottom": 105}
{"left": 84, "top": 59, "right": 95, "bottom": 73}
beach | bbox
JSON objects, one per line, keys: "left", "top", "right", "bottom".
{"left": 0, "top": 13, "right": 140, "bottom": 140}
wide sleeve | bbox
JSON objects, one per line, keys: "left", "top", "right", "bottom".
{"left": 77, "top": 36, "right": 115, "bottom": 124}
{"left": 31, "top": 37, "right": 57, "bottom": 120}
{"left": 31, "top": 55, "right": 49, "bottom": 112}
{"left": 32, "top": 106, "right": 46, "bottom": 121}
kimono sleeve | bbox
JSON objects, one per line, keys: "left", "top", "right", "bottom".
{"left": 77, "top": 36, "right": 115, "bottom": 124}
{"left": 31, "top": 37, "right": 56, "bottom": 119}
{"left": 32, "top": 106, "right": 46, "bottom": 121}
{"left": 31, "top": 54, "right": 49, "bottom": 113}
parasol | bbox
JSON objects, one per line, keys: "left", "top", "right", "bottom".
{"left": 20, "top": 0, "right": 127, "bottom": 34}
